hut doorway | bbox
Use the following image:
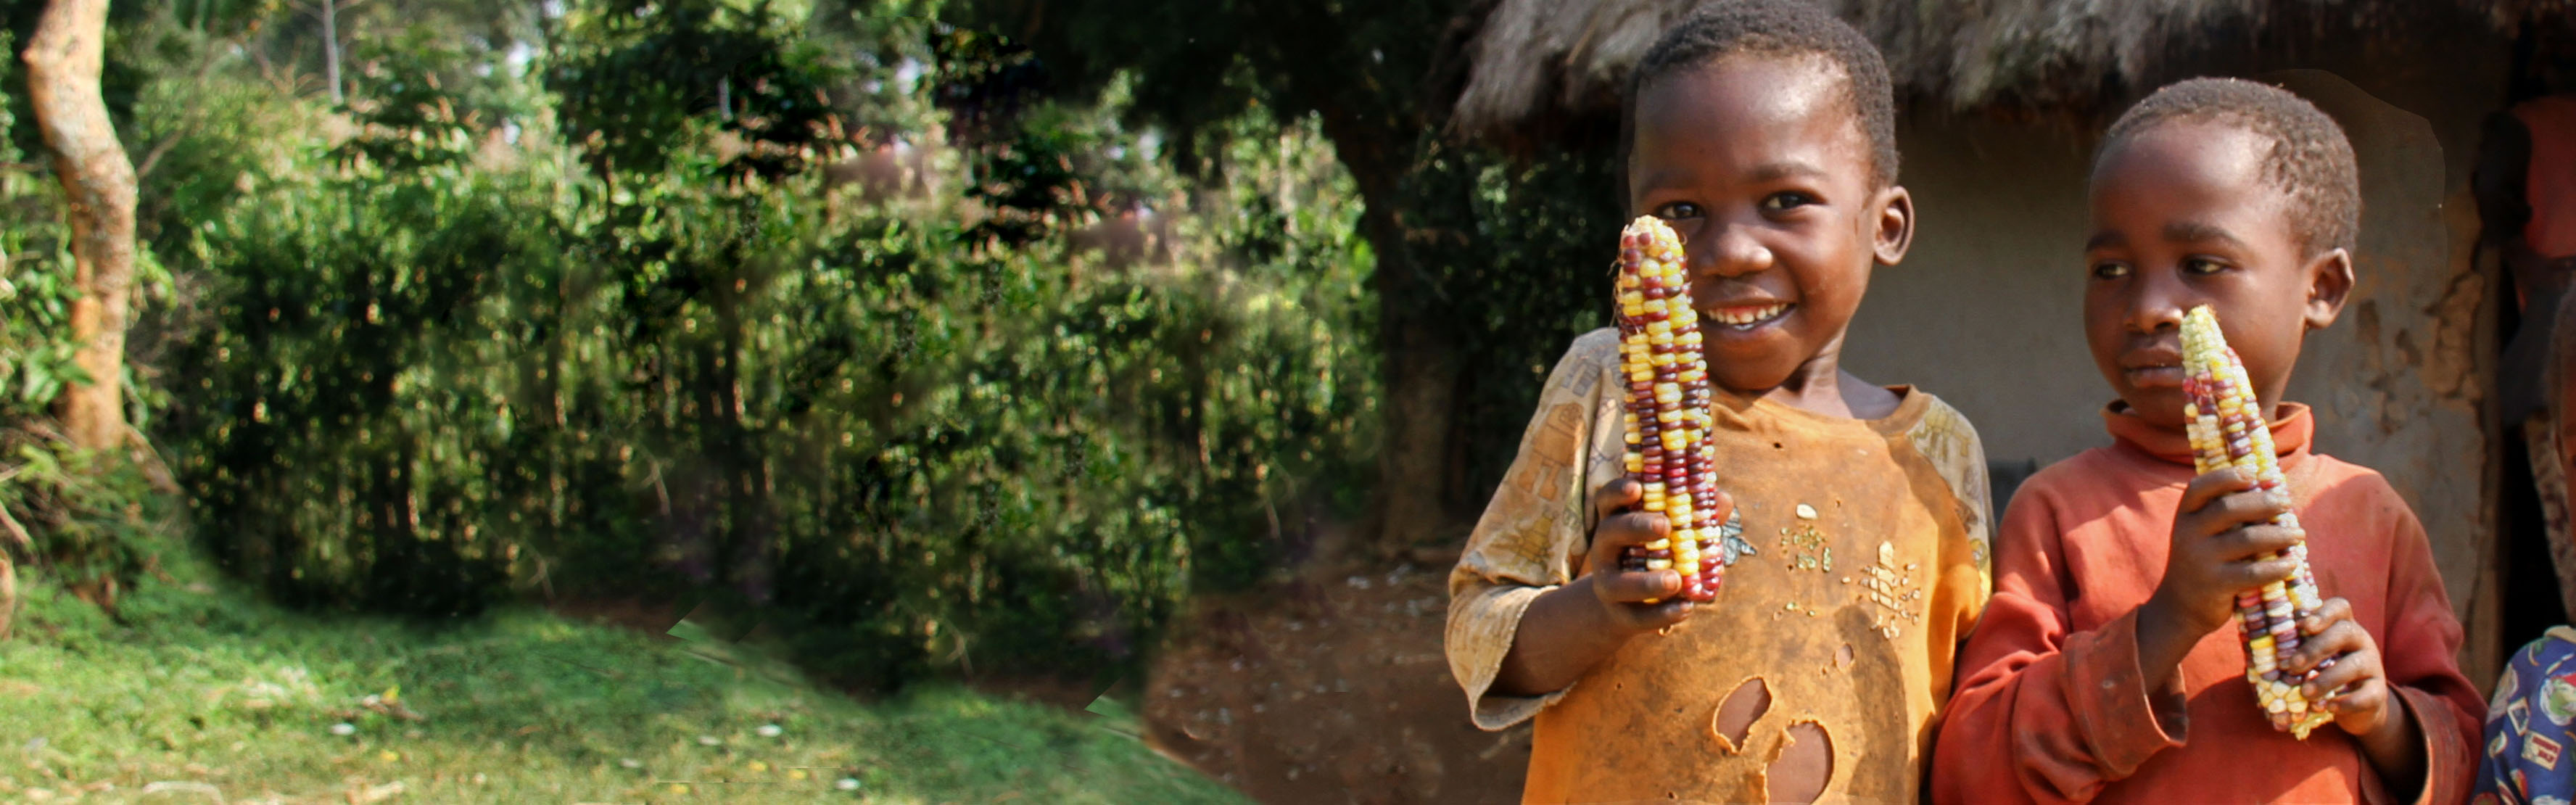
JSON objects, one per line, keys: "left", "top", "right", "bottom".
{"left": 2482, "top": 20, "right": 2576, "bottom": 658}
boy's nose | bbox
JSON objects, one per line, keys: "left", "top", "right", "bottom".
{"left": 1691, "top": 223, "right": 1773, "bottom": 279}
{"left": 2127, "top": 276, "right": 2192, "bottom": 333}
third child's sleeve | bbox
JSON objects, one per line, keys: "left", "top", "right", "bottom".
{"left": 1444, "top": 333, "right": 1617, "bottom": 731}
{"left": 1931, "top": 487, "right": 2189, "bottom": 804}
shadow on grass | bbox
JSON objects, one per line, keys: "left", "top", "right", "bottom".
{"left": 0, "top": 555, "right": 1247, "bottom": 804}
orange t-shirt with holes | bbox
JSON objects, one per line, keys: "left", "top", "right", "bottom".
{"left": 1445, "top": 329, "right": 1994, "bottom": 804}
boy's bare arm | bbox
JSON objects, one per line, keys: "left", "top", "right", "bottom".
{"left": 1490, "top": 479, "right": 1706, "bottom": 696}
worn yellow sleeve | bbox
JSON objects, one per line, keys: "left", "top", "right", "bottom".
{"left": 1445, "top": 328, "right": 1626, "bottom": 731}
{"left": 1905, "top": 395, "right": 1996, "bottom": 624}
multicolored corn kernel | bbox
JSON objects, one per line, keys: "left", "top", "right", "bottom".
{"left": 2180, "top": 305, "right": 2335, "bottom": 740}
{"left": 1613, "top": 216, "right": 1727, "bottom": 604}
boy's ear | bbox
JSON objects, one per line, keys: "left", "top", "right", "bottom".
{"left": 2303, "top": 247, "right": 2356, "bottom": 330}
{"left": 1872, "top": 185, "right": 1915, "bottom": 266}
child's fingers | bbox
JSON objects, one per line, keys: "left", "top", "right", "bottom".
{"left": 2177, "top": 467, "right": 2257, "bottom": 516}
{"left": 1611, "top": 598, "right": 1696, "bottom": 632}
{"left": 2214, "top": 553, "right": 2301, "bottom": 594}
{"left": 1590, "top": 479, "right": 1643, "bottom": 524}
{"left": 2205, "top": 523, "right": 2303, "bottom": 564}
{"left": 2284, "top": 617, "right": 2368, "bottom": 676}
{"left": 2299, "top": 598, "right": 2356, "bottom": 636}
{"left": 2186, "top": 489, "right": 2292, "bottom": 536}
{"left": 1590, "top": 511, "right": 1671, "bottom": 554}
{"left": 2300, "top": 649, "right": 2378, "bottom": 701}
{"left": 2317, "top": 677, "right": 2387, "bottom": 719}
{"left": 2201, "top": 524, "right": 2300, "bottom": 592}
{"left": 1581, "top": 509, "right": 1659, "bottom": 579}
{"left": 1595, "top": 568, "right": 1684, "bottom": 605}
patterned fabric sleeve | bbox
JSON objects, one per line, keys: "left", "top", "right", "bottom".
{"left": 2475, "top": 627, "right": 2576, "bottom": 805}
{"left": 1444, "top": 329, "right": 1625, "bottom": 731}
{"left": 1907, "top": 396, "right": 1996, "bottom": 603}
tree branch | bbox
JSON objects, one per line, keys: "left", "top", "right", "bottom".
{"left": 134, "top": 28, "right": 239, "bottom": 183}
{"left": 131, "top": 131, "right": 184, "bottom": 182}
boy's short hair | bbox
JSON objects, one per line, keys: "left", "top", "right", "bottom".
{"left": 1619, "top": 0, "right": 1900, "bottom": 189}
{"left": 2100, "top": 78, "right": 2361, "bottom": 256}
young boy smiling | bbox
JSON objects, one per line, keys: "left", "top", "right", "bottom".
{"left": 1931, "top": 78, "right": 2485, "bottom": 804}
{"left": 1445, "top": 2, "right": 1994, "bottom": 801}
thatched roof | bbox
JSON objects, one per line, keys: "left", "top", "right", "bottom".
{"left": 1450, "top": 0, "right": 2571, "bottom": 144}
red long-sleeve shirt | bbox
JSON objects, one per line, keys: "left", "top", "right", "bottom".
{"left": 1931, "top": 402, "right": 2482, "bottom": 805}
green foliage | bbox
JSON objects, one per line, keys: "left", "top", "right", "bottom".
{"left": 0, "top": 436, "right": 183, "bottom": 593}
{"left": 546, "top": 0, "right": 849, "bottom": 181}
{"left": 944, "top": 0, "right": 1642, "bottom": 548}
{"left": 0, "top": 29, "right": 86, "bottom": 425}
{"left": 939, "top": 0, "right": 1457, "bottom": 171}
{"left": 770, "top": 110, "right": 1376, "bottom": 686}
{"left": 1398, "top": 141, "right": 1627, "bottom": 501}
{"left": 126, "top": 5, "right": 1376, "bottom": 693}
{"left": 170, "top": 149, "right": 571, "bottom": 616}
{"left": 0, "top": 28, "right": 186, "bottom": 590}
{"left": 0, "top": 29, "right": 13, "bottom": 166}
{"left": 330, "top": 27, "right": 543, "bottom": 173}
{"left": 0, "top": 237, "right": 85, "bottom": 427}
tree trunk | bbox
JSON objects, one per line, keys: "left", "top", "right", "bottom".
{"left": 23, "top": 0, "right": 139, "bottom": 453}
{"left": 321, "top": 0, "right": 342, "bottom": 104}
{"left": 1314, "top": 113, "right": 1470, "bottom": 559}
{"left": 1373, "top": 307, "right": 1466, "bottom": 553}
{"left": 0, "top": 425, "right": 25, "bottom": 640}
{"left": 0, "top": 553, "right": 16, "bottom": 640}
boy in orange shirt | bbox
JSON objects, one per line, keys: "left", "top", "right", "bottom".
{"left": 1445, "top": 2, "right": 1994, "bottom": 802}
{"left": 1931, "top": 78, "right": 2485, "bottom": 804}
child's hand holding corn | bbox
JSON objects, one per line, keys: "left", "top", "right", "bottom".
{"left": 1580, "top": 478, "right": 1731, "bottom": 632}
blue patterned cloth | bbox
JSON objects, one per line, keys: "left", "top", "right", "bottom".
{"left": 2478, "top": 627, "right": 2576, "bottom": 805}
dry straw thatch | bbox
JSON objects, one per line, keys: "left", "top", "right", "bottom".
{"left": 1449, "top": 0, "right": 2571, "bottom": 143}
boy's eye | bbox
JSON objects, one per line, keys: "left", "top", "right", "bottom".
{"left": 1759, "top": 192, "right": 1817, "bottom": 212}
{"left": 2090, "top": 261, "right": 2131, "bottom": 280}
{"left": 1654, "top": 202, "right": 1703, "bottom": 220}
{"left": 2181, "top": 257, "right": 2228, "bottom": 275}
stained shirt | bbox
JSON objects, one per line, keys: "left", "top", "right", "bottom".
{"left": 1445, "top": 328, "right": 1994, "bottom": 804}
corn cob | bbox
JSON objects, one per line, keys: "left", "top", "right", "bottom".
{"left": 1614, "top": 216, "right": 1748, "bottom": 603}
{"left": 2179, "top": 305, "right": 2335, "bottom": 739}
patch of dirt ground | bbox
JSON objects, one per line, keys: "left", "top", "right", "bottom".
{"left": 1140, "top": 560, "right": 1532, "bottom": 804}
{"left": 533, "top": 564, "right": 1532, "bottom": 803}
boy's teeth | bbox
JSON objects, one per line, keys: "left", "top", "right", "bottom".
{"left": 1713, "top": 303, "right": 1789, "bottom": 328}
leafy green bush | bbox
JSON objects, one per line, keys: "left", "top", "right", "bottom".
{"left": 0, "top": 434, "right": 181, "bottom": 598}
{"left": 1399, "top": 141, "right": 1627, "bottom": 508}
{"left": 0, "top": 30, "right": 79, "bottom": 426}
{"left": 139, "top": 7, "right": 1376, "bottom": 690}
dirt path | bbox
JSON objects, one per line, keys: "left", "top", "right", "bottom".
{"left": 1139, "top": 561, "right": 1532, "bottom": 804}
{"left": 534, "top": 562, "right": 1530, "bottom": 804}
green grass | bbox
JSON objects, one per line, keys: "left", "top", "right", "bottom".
{"left": 0, "top": 558, "right": 1247, "bottom": 804}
